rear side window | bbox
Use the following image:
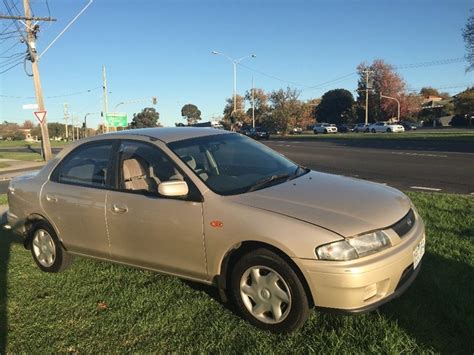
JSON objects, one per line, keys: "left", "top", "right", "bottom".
{"left": 53, "top": 142, "right": 114, "bottom": 188}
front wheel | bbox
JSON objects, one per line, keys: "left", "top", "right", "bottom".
{"left": 371, "top": 128, "right": 376, "bottom": 133}
{"left": 231, "top": 248, "right": 309, "bottom": 333}
{"left": 30, "top": 221, "right": 74, "bottom": 273}
{"left": 386, "top": 128, "right": 392, "bottom": 133}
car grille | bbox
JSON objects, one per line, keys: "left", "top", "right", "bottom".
{"left": 391, "top": 209, "right": 416, "bottom": 238}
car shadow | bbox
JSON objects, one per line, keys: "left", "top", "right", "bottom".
{"left": 0, "top": 229, "right": 22, "bottom": 353}
{"left": 182, "top": 252, "right": 473, "bottom": 353}
{"left": 378, "top": 252, "right": 473, "bottom": 353}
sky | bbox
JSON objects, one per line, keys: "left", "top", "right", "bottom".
{"left": 0, "top": 0, "right": 473, "bottom": 128}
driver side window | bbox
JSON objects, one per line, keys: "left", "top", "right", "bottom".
{"left": 118, "top": 141, "right": 183, "bottom": 194}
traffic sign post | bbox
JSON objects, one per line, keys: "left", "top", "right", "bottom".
{"left": 105, "top": 112, "right": 128, "bottom": 127}
{"left": 34, "top": 111, "right": 47, "bottom": 124}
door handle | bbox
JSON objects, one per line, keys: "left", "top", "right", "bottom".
{"left": 46, "top": 195, "right": 58, "bottom": 202}
{"left": 112, "top": 204, "right": 128, "bottom": 214}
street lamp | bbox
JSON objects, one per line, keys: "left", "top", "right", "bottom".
{"left": 212, "top": 51, "right": 256, "bottom": 115}
{"left": 380, "top": 94, "right": 401, "bottom": 121}
{"left": 84, "top": 112, "right": 99, "bottom": 137}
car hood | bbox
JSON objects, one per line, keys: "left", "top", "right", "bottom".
{"left": 231, "top": 171, "right": 411, "bottom": 237}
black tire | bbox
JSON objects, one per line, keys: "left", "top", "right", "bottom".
{"left": 386, "top": 128, "right": 392, "bottom": 133}
{"left": 313, "top": 130, "right": 317, "bottom": 134}
{"left": 230, "top": 248, "right": 309, "bottom": 333}
{"left": 29, "top": 220, "right": 74, "bottom": 273}
{"left": 324, "top": 129, "right": 328, "bottom": 134}
{"left": 371, "top": 128, "right": 376, "bottom": 133}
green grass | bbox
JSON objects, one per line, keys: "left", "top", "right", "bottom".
{"left": 0, "top": 194, "right": 7, "bottom": 205}
{"left": 0, "top": 192, "right": 472, "bottom": 353}
{"left": 0, "top": 162, "right": 10, "bottom": 169}
{"left": 281, "top": 130, "right": 474, "bottom": 142}
{"left": 0, "top": 140, "right": 68, "bottom": 148}
{"left": 0, "top": 152, "right": 43, "bottom": 161}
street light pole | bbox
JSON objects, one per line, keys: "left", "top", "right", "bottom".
{"left": 380, "top": 94, "right": 401, "bottom": 121}
{"left": 212, "top": 51, "right": 256, "bottom": 114}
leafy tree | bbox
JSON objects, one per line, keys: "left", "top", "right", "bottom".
{"left": 463, "top": 10, "right": 474, "bottom": 71}
{"left": 47, "top": 122, "right": 65, "bottom": 138}
{"left": 356, "top": 60, "right": 421, "bottom": 121}
{"left": 130, "top": 107, "right": 160, "bottom": 129}
{"left": 181, "top": 104, "right": 202, "bottom": 125}
{"left": 268, "top": 87, "right": 302, "bottom": 134}
{"left": 223, "top": 95, "right": 247, "bottom": 128}
{"left": 22, "top": 120, "right": 35, "bottom": 129}
{"left": 453, "top": 87, "right": 474, "bottom": 118}
{"left": 245, "top": 88, "right": 270, "bottom": 125}
{"left": 299, "top": 98, "right": 320, "bottom": 129}
{"left": 419, "top": 87, "right": 450, "bottom": 99}
{"left": 316, "top": 89, "right": 354, "bottom": 124}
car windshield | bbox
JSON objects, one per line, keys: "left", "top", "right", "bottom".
{"left": 168, "top": 133, "right": 308, "bottom": 195}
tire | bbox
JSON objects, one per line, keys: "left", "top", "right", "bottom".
{"left": 324, "top": 129, "right": 328, "bottom": 134}
{"left": 371, "top": 128, "right": 376, "bottom": 133}
{"left": 29, "top": 220, "right": 74, "bottom": 273}
{"left": 386, "top": 128, "right": 392, "bottom": 133}
{"left": 230, "top": 248, "right": 309, "bottom": 333}
{"left": 313, "top": 130, "right": 317, "bottom": 134}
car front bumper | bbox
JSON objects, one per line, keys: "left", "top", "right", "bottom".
{"left": 294, "top": 214, "right": 425, "bottom": 312}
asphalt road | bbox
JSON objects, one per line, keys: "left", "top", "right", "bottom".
{"left": 0, "top": 138, "right": 473, "bottom": 195}
{"left": 264, "top": 138, "right": 474, "bottom": 195}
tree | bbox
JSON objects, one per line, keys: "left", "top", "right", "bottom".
{"left": 419, "top": 87, "right": 450, "bottom": 99}
{"left": 463, "top": 10, "right": 474, "bottom": 71}
{"left": 130, "top": 107, "right": 160, "bottom": 129}
{"left": 268, "top": 87, "right": 302, "bottom": 134}
{"left": 22, "top": 120, "right": 35, "bottom": 129}
{"left": 299, "top": 98, "right": 320, "bottom": 129}
{"left": 244, "top": 88, "right": 270, "bottom": 125}
{"left": 181, "top": 104, "right": 202, "bottom": 125}
{"left": 453, "top": 87, "right": 474, "bottom": 118}
{"left": 47, "top": 122, "right": 65, "bottom": 138}
{"left": 356, "top": 59, "right": 421, "bottom": 121}
{"left": 316, "top": 89, "right": 354, "bottom": 124}
{"left": 223, "top": 95, "right": 247, "bottom": 128}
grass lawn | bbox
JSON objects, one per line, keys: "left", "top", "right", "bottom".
{"left": 281, "top": 130, "right": 474, "bottom": 142}
{"left": 0, "top": 162, "right": 10, "bottom": 169}
{"left": 0, "top": 152, "right": 43, "bottom": 161}
{"left": 0, "top": 140, "right": 68, "bottom": 148}
{"left": 0, "top": 192, "right": 472, "bottom": 353}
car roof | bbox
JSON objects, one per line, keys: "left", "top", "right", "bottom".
{"left": 96, "top": 127, "right": 232, "bottom": 143}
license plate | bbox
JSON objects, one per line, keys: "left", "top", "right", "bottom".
{"left": 413, "top": 236, "right": 425, "bottom": 269}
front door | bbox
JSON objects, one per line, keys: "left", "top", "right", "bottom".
{"left": 105, "top": 139, "right": 207, "bottom": 280}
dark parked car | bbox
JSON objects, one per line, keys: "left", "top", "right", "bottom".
{"left": 337, "top": 124, "right": 355, "bottom": 133}
{"left": 248, "top": 127, "right": 270, "bottom": 140}
{"left": 400, "top": 121, "right": 418, "bottom": 130}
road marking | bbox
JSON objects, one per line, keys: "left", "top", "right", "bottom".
{"left": 390, "top": 151, "right": 447, "bottom": 158}
{"left": 410, "top": 186, "right": 442, "bottom": 192}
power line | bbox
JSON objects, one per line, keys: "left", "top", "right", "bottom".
{"left": 0, "top": 85, "right": 101, "bottom": 99}
{"left": 0, "top": 57, "right": 22, "bottom": 73}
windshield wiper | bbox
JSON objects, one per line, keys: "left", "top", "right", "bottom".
{"left": 246, "top": 173, "right": 291, "bottom": 193}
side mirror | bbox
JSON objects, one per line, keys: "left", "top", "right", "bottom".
{"left": 158, "top": 180, "right": 189, "bottom": 197}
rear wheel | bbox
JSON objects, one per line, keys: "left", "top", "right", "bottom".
{"left": 371, "top": 128, "right": 376, "bottom": 133}
{"left": 231, "top": 248, "right": 309, "bottom": 333}
{"left": 324, "top": 129, "right": 328, "bottom": 134}
{"left": 30, "top": 221, "right": 74, "bottom": 273}
{"left": 386, "top": 128, "right": 392, "bottom": 133}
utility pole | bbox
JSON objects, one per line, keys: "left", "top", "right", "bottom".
{"left": 363, "top": 69, "right": 373, "bottom": 126}
{"left": 63, "top": 103, "right": 69, "bottom": 140}
{"left": 22, "top": 0, "right": 53, "bottom": 160}
{"left": 251, "top": 76, "right": 255, "bottom": 128}
{"left": 102, "top": 65, "right": 109, "bottom": 133}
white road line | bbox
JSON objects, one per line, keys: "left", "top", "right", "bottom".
{"left": 390, "top": 151, "right": 447, "bottom": 158}
{"left": 410, "top": 186, "right": 442, "bottom": 192}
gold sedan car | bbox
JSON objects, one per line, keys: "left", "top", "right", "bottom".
{"left": 7, "top": 128, "right": 425, "bottom": 332}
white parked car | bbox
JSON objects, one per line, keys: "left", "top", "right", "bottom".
{"left": 369, "top": 122, "right": 405, "bottom": 133}
{"left": 313, "top": 123, "right": 338, "bottom": 134}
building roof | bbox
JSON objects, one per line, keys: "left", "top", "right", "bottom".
{"left": 105, "top": 127, "right": 232, "bottom": 143}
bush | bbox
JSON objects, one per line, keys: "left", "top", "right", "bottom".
{"left": 449, "top": 115, "right": 470, "bottom": 127}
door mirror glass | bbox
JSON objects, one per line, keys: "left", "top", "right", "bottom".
{"left": 158, "top": 180, "right": 189, "bottom": 197}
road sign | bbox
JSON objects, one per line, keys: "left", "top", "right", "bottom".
{"left": 34, "top": 111, "right": 47, "bottom": 124}
{"left": 106, "top": 112, "right": 128, "bottom": 127}
{"left": 23, "top": 103, "right": 38, "bottom": 110}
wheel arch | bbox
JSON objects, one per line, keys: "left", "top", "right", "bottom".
{"left": 216, "top": 240, "right": 315, "bottom": 308}
{"left": 23, "top": 213, "right": 61, "bottom": 250}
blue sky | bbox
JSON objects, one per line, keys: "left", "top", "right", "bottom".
{"left": 1, "top": 0, "right": 472, "bottom": 128}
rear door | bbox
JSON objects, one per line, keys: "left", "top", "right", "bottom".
{"left": 41, "top": 140, "right": 117, "bottom": 258}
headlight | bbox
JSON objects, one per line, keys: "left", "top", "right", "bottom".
{"left": 316, "top": 230, "right": 391, "bottom": 261}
